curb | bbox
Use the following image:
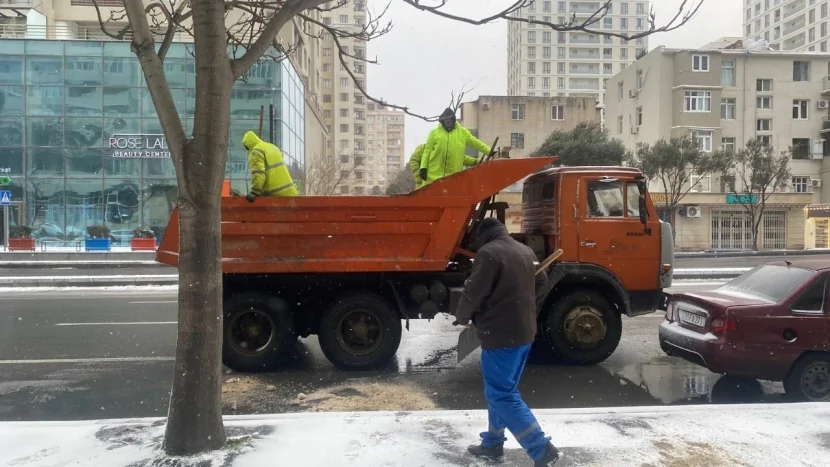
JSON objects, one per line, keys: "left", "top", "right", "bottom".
{"left": 0, "top": 261, "right": 170, "bottom": 269}
{"left": 676, "top": 249, "right": 830, "bottom": 258}
{"left": 0, "top": 271, "right": 749, "bottom": 288}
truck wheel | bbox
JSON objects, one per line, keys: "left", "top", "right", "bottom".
{"left": 540, "top": 289, "right": 621, "bottom": 365}
{"left": 222, "top": 292, "right": 296, "bottom": 372}
{"left": 318, "top": 293, "right": 402, "bottom": 370}
{"left": 784, "top": 354, "right": 830, "bottom": 402}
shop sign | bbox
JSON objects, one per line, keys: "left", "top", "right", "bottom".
{"left": 726, "top": 193, "right": 758, "bottom": 204}
{"left": 649, "top": 193, "right": 668, "bottom": 203}
{"left": 0, "top": 167, "right": 10, "bottom": 173}
{"left": 107, "top": 134, "right": 170, "bottom": 158}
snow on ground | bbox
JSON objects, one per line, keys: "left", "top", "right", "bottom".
{"left": 2, "top": 404, "right": 828, "bottom": 466}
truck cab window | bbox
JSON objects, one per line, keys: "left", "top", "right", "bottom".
{"left": 626, "top": 182, "right": 641, "bottom": 218}
{"left": 587, "top": 180, "right": 624, "bottom": 217}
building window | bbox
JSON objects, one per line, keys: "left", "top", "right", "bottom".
{"left": 792, "top": 138, "right": 811, "bottom": 159}
{"left": 528, "top": 77, "right": 535, "bottom": 89}
{"left": 340, "top": 77, "right": 349, "bottom": 86}
{"left": 557, "top": 77, "right": 565, "bottom": 89}
{"left": 757, "top": 96, "right": 772, "bottom": 109}
{"left": 323, "top": 94, "right": 332, "bottom": 103}
{"left": 793, "top": 99, "right": 809, "bottom": 119}
{"left": 528, "top": 31, "right": 536, "bottom": 43}
{"left": 756, "top": 118, "right": 772, "bottom": 131}
{"left": 721, "top": 60, "right": 735, "bottom": 86}
{"left": 721, "top": 98, "right": 736, "bottom": 119}
{"left": 543, "top": 62, "right": 551, "bottom": 73}
{"left": 636, "top": 106, "right": 643, "bottom": 126}
{"left": 557, "top": 62, "right": 565, "bottom": 73}
{"left": 756, "top": 78, "right": 773, "bottom": 91}
{"left": 690, "top": 174, "right": 711, "bottom": 192}
{"left": 543, "top": 31, "right": 551, "bottom": 43}
{"left": 617, "top": 115, "right": 623, "bottom": 134}
{"left": 551, "top": 105, "right": 564, "bottom": 120}
{"left": 511, "top": 103, "right": 525, "bottom": 120}
{"left": 758, "top": 135, "right": 772, "bottom": 146}
{"left": 636, "top": 69, "right": 644, "bottom": 89}
{"left": 692, "top": 54, "right": 709, "bottom": 72}
{"left": 340, "top": 108, "right": 349, "bottom": 117}
{"left": 721, "top": 137, "right": 736, "bottom": 153}
{"left": 604, "top": 17, "right": 612, "bottom": 28}
{"left": 528, "top": 46, "right": 536, "bottom": 58}
{"left": 793, "top": 61, "right": 810, "bottom": 81}
{"left": 792, "top": 176, "right": 810, "bottom": 193}
{"left": 693, "top": 130, "right": 713, "bottom": 152}
{"left": 340, "top": 93, "right": 349, "bottom": 101}
{"left": 340, "top": 124, "right": 349, "bottom": 132}
{"left": 684, "top": 90, "right": 711, "bottom": 112}
{"left": 618, "top": 81, "right": 624, "bottom": 101}
{"left": 542, "top": 77, "right": 550, "bottom": 89}
{"left": 528, "top": 62, "right": 536, "bottom": 73}
{"left": 511, "top": 132, "right": 525, "bottom": 149}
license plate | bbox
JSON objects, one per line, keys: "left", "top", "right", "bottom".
{"left": 679, "top": 310, "right": 706, "bottom": 327}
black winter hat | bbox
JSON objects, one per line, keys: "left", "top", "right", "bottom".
{"left": 477, "top": 217, "right": 502, "bottom": 237}
{"left": 440, "top": 108, "right": 456, "bottom": 120}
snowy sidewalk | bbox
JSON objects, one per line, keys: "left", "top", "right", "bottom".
{"left": 2, "top": 403, "right": 828, "bottom": 466}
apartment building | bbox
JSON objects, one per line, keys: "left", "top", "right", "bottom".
{"left": 366, "top": 103, "right": 404, "bottom": 191}
{"left": 743, "top": 0, "right": 830, "bottom": 52}
{"left": 459, "top": 95, "right": 600, "bottom": 231}
{"left": 507, "top": 0, "right": 649, "bottom": 112}
{"left": 604, "top": 42, "right": 830, "bottom": 250}
{"left": 318, "top": 0, "right": 369, "bottom": 195}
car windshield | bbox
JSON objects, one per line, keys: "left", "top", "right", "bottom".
{"left": 720, "top": 264, "right": 815, "bottom": 302}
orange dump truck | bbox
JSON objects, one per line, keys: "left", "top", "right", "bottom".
{"left": 156, "top": 157, "right": 674, "bottom": 371}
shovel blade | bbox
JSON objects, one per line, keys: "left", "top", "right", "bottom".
{"left": 457, "top": 326, "right": 481, "bottom": 363}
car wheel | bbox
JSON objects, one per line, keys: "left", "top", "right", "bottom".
{"left": 317, "top": 293, "right": 402, "bottom": 371}
{"left": 222, "top": 292, "right": 296, "bottom": 372}
{"left": 540, "top": 289, "right": 622, "bottom": 365}
{"left": 784, "top": 354, "right": 830, "bottom": 402}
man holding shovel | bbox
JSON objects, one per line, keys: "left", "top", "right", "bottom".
{"left": 454, "top": 217, "right": 561, "bottom": 466}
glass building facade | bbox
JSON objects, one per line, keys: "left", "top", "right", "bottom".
{"left": 0, "top": 39, "right": 305, "bottom": 245}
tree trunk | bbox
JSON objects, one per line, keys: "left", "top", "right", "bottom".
{"left": 163, "top": 0, "right": 233, "bottom": 455}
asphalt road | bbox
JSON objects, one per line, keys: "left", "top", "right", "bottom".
{"left": 0, "top": 281, "right": 785, "bottom": 422}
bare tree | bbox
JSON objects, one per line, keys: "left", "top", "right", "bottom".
{"left": 725, "top": 138, "right": 791, "bottom": 251}
{"left": 90, "top": 0, "right": 703, "bottom": 456}
{"left": 386, "top": 168, "right": 416, "bottom": 194}
{"left": 305, "top": 151, "right": 357, "bottom": 195}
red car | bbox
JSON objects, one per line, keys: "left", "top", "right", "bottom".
{"left": 659, "top": 260, "right": 830, "bottom": 402}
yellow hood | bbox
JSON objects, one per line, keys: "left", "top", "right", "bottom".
{"left": 242, "top": 131, "right": 262, "bottom": 150}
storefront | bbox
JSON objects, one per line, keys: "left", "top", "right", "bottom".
{"left": 805, "top": 205, "right": 830, "bottom": 249}
{"left": 0, "top": 39, "right": 305, "bottom": 244}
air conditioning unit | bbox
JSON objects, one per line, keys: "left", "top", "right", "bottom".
{"left": 628, "top": 89, "right": 638, "bottom": 98}
{"left": 811, "top": 179, "right": 822, "bottom": 188}
{"left": 811, "top": 138, "right": 825, "bottom": 159}
{"left": 684, "top": 205, "right": 702, "bottom": 218}
{"left": 818, "top": 100, "right": 829, "bottom": 109}
{"left": 481, "top": 103, "right": 490, "bottom": 110}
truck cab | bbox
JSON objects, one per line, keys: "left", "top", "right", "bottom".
{"left": 514, "top": 166, "right": 674, "bottom": 364}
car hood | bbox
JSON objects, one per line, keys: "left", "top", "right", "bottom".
{"left": 676, "top": 288, "right": 775, "bottom": 307}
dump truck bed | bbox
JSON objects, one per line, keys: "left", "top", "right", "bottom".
{"left": 155, "top": 157, "right": 554, "bottom": 274}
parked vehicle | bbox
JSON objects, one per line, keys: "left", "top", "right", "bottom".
{"left": 659, "top": 260, "right": 830, "bottom": 402}
{"left": 156, "top": 156, "right": 674, "bottom": 372}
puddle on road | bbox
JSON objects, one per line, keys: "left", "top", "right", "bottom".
{"left": 610, "top": 356, "right": 785, "bottom": 405}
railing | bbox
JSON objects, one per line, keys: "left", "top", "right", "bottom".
{"left": 71, "top": 0, "right": 123, "bottom": 5}
{"left": 0, "top": 0, "right": 36, "bottom": 5}
{"left": 570, "top": 36, "right": 600, "bottom": 44}
{"left": 783, "top": 2, "right": 806, "bottom": 19}
{"left": 0, "top": 24, "right": 131, "bottom": 41}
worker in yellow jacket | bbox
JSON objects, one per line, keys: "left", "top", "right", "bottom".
{"left": 242, "top": 131, "right": 299, "bottom": 201}
{"left": 419, "top": 108, "right": 491, "bottom": 185}
{"left": 409, "top": 142, "right": 478, "bottom": 189}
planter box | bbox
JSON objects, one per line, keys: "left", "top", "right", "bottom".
{"left": 84, "top": 238, "right": 112, "bottom": 252}
{"left": 8, "top": 237, "right": 36, "bottom": 252}
{"left": 131, "top": 237, "right": 157, "bottom": 251}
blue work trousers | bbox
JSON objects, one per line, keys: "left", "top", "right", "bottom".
{"left": 479, "top": 344, "right": 551, "bottom": 462}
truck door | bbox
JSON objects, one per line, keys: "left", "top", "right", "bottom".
{"left": 577, "top": 177, "right": 660, "bottom": 291}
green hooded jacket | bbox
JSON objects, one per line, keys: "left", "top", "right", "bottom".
{"left": 419, "top": 122, "right": 490, "bottom": 185}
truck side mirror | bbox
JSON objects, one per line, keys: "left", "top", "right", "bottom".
{"left": 638, "top": 194, "right": 652, "bottom": 236}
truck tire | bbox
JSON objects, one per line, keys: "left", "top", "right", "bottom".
{"left": 783, "top": 353, "right": 830, "bottom": 402}
{"left": 540, "top": 289, "right": 622, "bottom": 365}
{"left": 222, "top": 292, "right": 296, "bottom": 372}
{"left": 318, "top": 293, "right": 402, "bottom": 370}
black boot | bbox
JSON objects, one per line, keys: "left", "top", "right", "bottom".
{"left": 467, "top": 443, "right": 504, "bottom": 462}
{"left": 533, "top": 442, "right": 560, "bottom": 466}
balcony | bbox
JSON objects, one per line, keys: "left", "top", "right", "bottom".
{"left": 783, "top": 0, "right": 806, "bottom": 19}
{"left": 822, "top": 76, "right": 830, "bottom": 95}
{"left": 783, "top": 17, "right": 807, "bottom": 37}
{"left": 783, "top": 33, "right": 806, "bottom": 50}
{"left": 569, "top": 64, "right": 600, "bottom": 75}
{"left": 570, "top": 34, "right": 600, "bottom": 45}
{"left": 820, "top": 117, "right": 830, "bottom": 136}
{"left": 569, "top": 47, "right": 600, "bottom": 60}
{"left": 0, "top": 23, "right": 181, "bottom": 41}
{"left": 569, "top": 78, "right": 600, "bottom": 90}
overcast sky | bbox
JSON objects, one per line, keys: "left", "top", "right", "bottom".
{"left": 365, "top": 0, "right": 742, "bottom": 154}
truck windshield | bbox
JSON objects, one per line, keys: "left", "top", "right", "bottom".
{"left": 719, "top": 265, "right": 816, "bottom": 302}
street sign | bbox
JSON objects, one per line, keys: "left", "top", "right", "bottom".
{"left": 0, "top": 190, "right": 11, "bottom": 205}
{"left": 0, "top": 176, "right": 10, "bottom": 186}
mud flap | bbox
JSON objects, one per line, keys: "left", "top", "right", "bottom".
{"left": 457, "top": 325, "right": 481, "bottom": 363}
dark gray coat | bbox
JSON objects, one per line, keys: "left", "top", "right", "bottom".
{"left": 455, "top": 224, "right": 548, "bottom": 349}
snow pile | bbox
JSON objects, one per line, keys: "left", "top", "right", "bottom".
{"left": 1, "top": 403, "right": 828, "bottom": 466}
{"left": 295, "top": 382, "right": 438, "bottom": 412}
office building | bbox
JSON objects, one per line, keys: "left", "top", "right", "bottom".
{"left": 318, "top": 0, "right": 370, "bottom": 194}
{"left": 743, "top": 0, "right": 830, "bottom": 52}
{"left": 507, "top": 0, "right": 649, "bottom": 113}
{"left": 366, "top": 103, "right": 404, "bottom": 191}
{"left": 604, "top": 42, "right": 830, "bottom": 250}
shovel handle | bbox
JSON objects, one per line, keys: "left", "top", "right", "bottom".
{"left": 535, "top": 249, "right": 563, "bottom": 275}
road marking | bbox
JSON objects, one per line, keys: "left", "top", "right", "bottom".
{"left": 0, "top": 357, "right": 174, "bottom": 364}
{"left": 54, "top": 321, "right": 176, "bottom": 326}
{"left": 129, "top": 301, "right": 177, "bottom": 304}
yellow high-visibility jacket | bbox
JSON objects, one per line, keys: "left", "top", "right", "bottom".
{"left": 409, "top": 143, "right": 478, "bottom": 189}
{"left": 242, "top": 131, "right": 299, "bottom": 197}
{"left": 420, "top": 122, "right": 489, "bottom": 185}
